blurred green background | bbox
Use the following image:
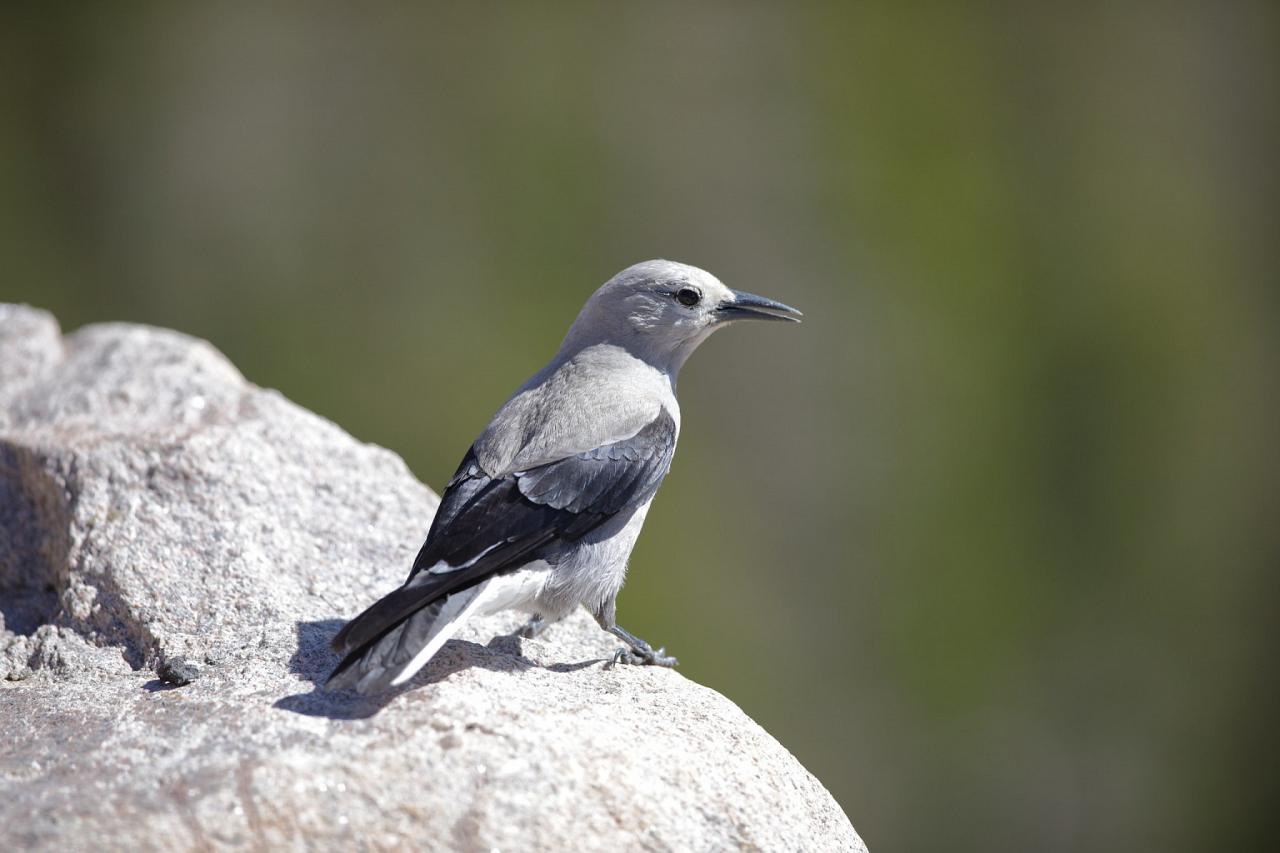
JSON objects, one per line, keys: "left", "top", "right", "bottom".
{"left": 3, "top": 3, "right": 1277, "bottom": 850}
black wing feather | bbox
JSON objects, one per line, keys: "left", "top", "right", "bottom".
{"left": 327, "top": 409, "right": 677, "bottom": 675}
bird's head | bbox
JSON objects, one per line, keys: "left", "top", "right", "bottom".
{"left": 562, "top": 259, "right": 802, "bottom": 375}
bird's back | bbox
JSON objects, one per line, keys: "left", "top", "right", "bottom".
{"left": 474, "top": 343, "right": 679, "bottom": 477}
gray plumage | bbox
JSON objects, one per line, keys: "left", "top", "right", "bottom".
{"left": 327, "top": 259, "right": 801, "bottom": 693}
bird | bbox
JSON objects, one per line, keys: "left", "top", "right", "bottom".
{"left": 326, "top": 259, "right": 801, "bottom": 693}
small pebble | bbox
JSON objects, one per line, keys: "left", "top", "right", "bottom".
{"left": 157, "top": 657, "right": 200, "bottom": 686}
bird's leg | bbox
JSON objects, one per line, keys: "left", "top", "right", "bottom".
{"left": 590, "top": 599, "right": 677, "bottom": 668}
{"left": 606, "top": 625, "right": 678, "bottom": 668}
{"left": 516, "top": 615, "right": 548, "bottom": 639}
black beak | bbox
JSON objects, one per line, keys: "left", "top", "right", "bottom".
{"left": 716, "top": 289, "right": 804, "bottom": 323}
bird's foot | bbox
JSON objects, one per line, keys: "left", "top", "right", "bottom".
{"left": 516, "top": 616, "right": 547, "bottom": 640}
{"left": 604, "top": 626, "right": 678, "bottom": 668}
{"left": 608, "top": 646, "right": 679, "bottom": 668}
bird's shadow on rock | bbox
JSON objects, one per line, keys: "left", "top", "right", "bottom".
{"left": 273, "top": 618, "right": 601, "bottom": 720}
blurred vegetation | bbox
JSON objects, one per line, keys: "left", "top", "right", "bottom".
{"left": 2, "top": 4, "right": 1276, "bottom": 850}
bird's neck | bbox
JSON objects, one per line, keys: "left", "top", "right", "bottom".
{"left": 557, "top": 326, "right": 707, "bottom": 390}
{"left": 561, "top": 340, "right": 686, "bottom": 393}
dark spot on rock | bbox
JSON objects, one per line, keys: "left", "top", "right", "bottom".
{"left": 157, "top": 657, "right": 200, "bottom": 686}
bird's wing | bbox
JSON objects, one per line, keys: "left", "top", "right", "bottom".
{"left": 326, "top": 408, "right": 677, "bottom": 688}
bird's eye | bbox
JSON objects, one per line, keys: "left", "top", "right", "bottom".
{"left": 675, "top": 287, "right": 701, "bottom": 307}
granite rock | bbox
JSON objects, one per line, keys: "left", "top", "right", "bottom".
{"left": 0, "top": 304, "right": 864, "bottom": 851}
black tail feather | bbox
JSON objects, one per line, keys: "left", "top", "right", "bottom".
{"left": 325, "top": 597, "right": 448, "bottom": 693}
{"left": 330, "top": 578, "right": 444, "bottom": 656}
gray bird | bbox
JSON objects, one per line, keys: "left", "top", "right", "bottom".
{"left": 326, "top": 260, "right": 801, "bottom": 693}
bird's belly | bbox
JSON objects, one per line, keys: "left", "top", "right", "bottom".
{"left": 544, "top": 499, "right": 653, "bottom": 614}
{"left": 475, "top": 499, "right": 654, "bottom": 622}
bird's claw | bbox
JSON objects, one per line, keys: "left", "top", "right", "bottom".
{"left": 606, "top": 644, "right": 678, "bottom": 669}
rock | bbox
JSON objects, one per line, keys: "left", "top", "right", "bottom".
{"left": 0, "top": 304, "right": 864, "bottom": 851}
{"left": 156, "top": 656, "right": 201, "bottom": 686}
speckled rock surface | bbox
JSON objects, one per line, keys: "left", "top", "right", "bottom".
{"left": 0, "top": 304, "right": 864, "bottom": 852}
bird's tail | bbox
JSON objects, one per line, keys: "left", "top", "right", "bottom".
{"left": 325, "top": 579, "right": 492, "bottom": 694}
